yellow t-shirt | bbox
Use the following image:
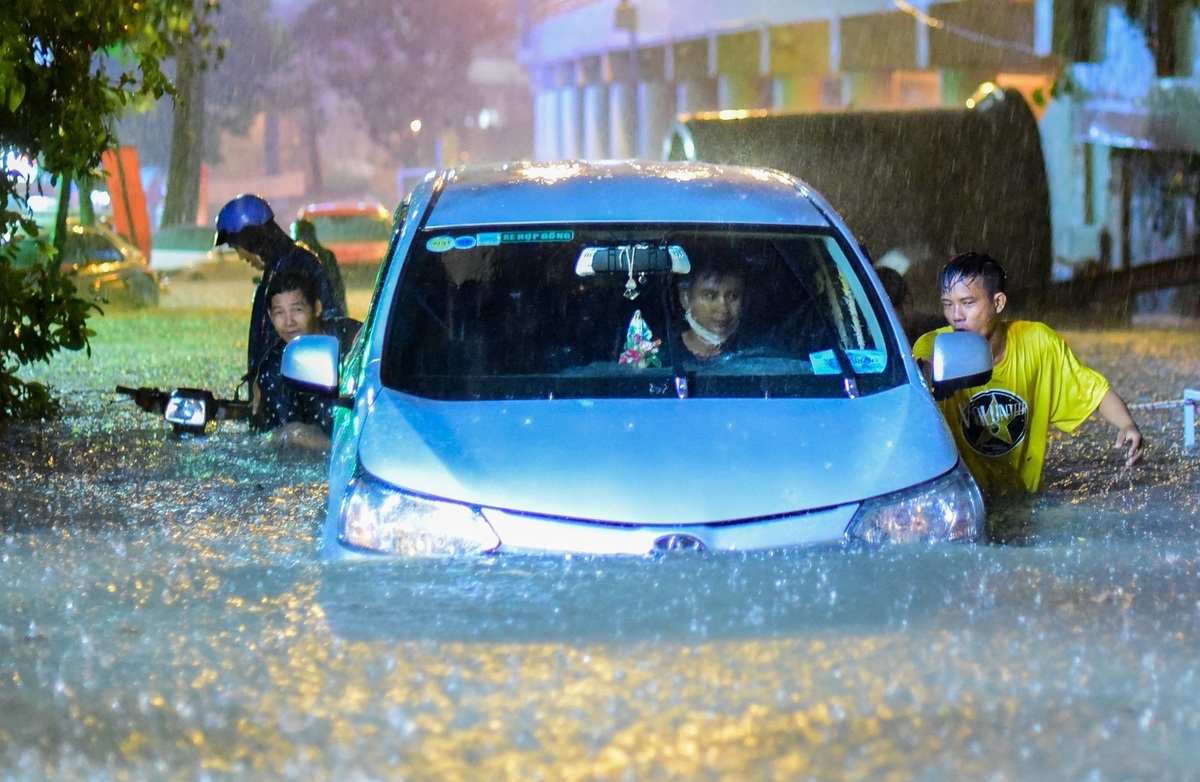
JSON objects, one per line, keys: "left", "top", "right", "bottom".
{"left": 912, "top": 321, "right": 1109, "bottom": 495}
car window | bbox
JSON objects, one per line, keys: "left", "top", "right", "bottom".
{"left": 61, "top": 231, "right": 122, "bottom": 266}
{"left": 307, "top": 214, "right": 391, "bottom": 242}
{"left": 82, "top": 232, "right": 124, "bottom": 263}
{"left": 380, "top": 225, "right": 905, "bottom": 400}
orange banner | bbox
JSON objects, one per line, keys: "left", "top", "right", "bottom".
{"left": 101, "top": 146, "right": 152, "bottom": 261}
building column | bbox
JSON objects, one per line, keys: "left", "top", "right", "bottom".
{"left": 534, "top": 86, "right": 561, "bottom": 161}
{"left": 608, "top": 49, "right": 639, "bottom": 159}
{"left": 582, "top": 81, "right": 610, "bottom": 159}
{"left": 608, "top": 81, "right": 636, "bottom": 158}
{"left": 558, "top": 83, "right": 581, "bottom": 159}
{"left": 638, "top": 81, "right": 674, "bottom": 159}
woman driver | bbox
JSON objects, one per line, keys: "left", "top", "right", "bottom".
{"left": 676, "top": 257, "right": 746, "bottom": 360}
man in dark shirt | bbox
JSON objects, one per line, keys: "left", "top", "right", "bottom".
{"left": 213, "top": 194, "right": 344, "bottom": 375}
{"left": 293, "top": 217, "right": 348, "bottom": 316}
{"left": 251, "top": 270, "right": 360, "bottom": 449}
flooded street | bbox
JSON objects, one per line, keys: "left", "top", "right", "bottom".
{"left": 3, "top": 273, "right": 1200, "bottom": 779}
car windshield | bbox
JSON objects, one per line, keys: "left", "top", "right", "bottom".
{"left": 381, "top": 225, "right": 906, "bottom": 400}
{"left": 63, "top": 230, "right": 125, "bottom": 266}
{"left": 307, "top": 214, "right": 391, "bottom": 242}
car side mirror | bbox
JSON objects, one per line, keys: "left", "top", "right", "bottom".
{"left": 282, "top": 335, "right": 352, "bottom": 407}
{"left": 930, "top": 331, "right": 992, "bottom": 401}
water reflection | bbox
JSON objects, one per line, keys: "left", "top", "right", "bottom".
{"left": 3, "top": 324, "right": 1200, "bottom": 777}
{"left": 317, "top": 549, "right": 990, "bottom": 644}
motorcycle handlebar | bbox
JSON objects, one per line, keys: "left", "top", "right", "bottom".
{"left": 115, "top": 385, "right": 250, "bottom": 423}
{"left": 115, "top": 385, "right": 169, "bottom": 414}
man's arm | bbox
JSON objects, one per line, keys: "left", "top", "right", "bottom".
{"left": 269, "top": 421, "right": 332, "bottom": 452}
{"left": 1096, "top": 388, "right": 1144, "bottom": 468}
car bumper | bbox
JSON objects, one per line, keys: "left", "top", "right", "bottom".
{"left": 482, "top": 506, "right": 857, "bottom": 554}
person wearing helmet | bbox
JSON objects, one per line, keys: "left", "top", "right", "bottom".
{"left": 214, "top": 193, "right": 344, "bottom": 375}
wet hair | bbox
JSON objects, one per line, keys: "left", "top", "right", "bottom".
{"left": 939, "top": 251, "right": 1006, "bottom": 297}
{"left": 678, "top": 255, "right": 747, "bottom": 296}
{"left": 266, "top": 270, "right": 321, "bottom": 310}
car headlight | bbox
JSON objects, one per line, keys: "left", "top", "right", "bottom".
{"left": 846, "top": 461, "right": 984, "bottom": 545}
{"left": 340, "top": 471, "right": 501, "bottom": 556}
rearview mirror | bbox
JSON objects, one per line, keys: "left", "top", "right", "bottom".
{"left": 930, "top": 331, "right": 992, "bottom": 401}
{"left": 575, "top": 244, "right": 691, "bottom": 276}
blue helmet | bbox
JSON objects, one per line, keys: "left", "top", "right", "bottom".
{"left": 214, "top": 194, "right": 274, "bottom": 246}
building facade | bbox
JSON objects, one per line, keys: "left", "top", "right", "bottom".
{"left": 521, "top": 1, "right": 1200, "bottom": 314}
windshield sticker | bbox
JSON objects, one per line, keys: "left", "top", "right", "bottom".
{"left": 453, "top": 235, "right": 477, "bottom": 250}
{"left": 809, "top": 349, "right": 887, "bottom": 375}
{"left": 500, "top": 230, "right": 574, "bottom": 243}
{"left": 846, "top": 350, "right": 886, "bottom": 373}
{"left": 809, "top": 350, "right": 840, "bottom": 375}
{"left": 426, "top": 235, "right": 455, "bottom": 253}
{"left": 477, "top": 232, "right": 501, "bottom": 246}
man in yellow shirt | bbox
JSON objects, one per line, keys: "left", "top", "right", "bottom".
{"left": 912, "top": 252, "right": 1144, "bottom": 499}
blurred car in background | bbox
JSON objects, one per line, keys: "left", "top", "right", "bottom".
{"left": 56, "top": 223, "right": 159, "bottom": 308}
{"left": 150, "top": 225, "right": 238, "bottom": 273}
{"left": 293, "top": 201, "right": 392, "bottom": 265}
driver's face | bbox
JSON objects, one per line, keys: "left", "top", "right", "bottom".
{"left": 683, "top": 273, "right": 744, "bottom": 339}
{"left": 268, "top": 289, "right": 322, "bottom": 343}
{"left": 235, "top": 246, "right": 265, "bottom": 271}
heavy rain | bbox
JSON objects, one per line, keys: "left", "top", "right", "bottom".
{"left": 7, "top": 0, "right": 1200, "bottom": 779}
{"left": 3, "top": 266, "right": 1200, "bottom": 778}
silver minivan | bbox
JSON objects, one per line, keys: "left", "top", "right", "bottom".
{"left": 285, "top": 160, "right": 991, "bottom": 557}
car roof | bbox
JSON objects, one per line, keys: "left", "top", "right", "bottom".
{"left": 423, "top": 160, "right": 834, "bottom": 229}
{"left": 297, "top": 201, "right": 389, "bottom": 219}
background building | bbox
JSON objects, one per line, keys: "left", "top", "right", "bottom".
{"left": 521, "top": 0, "right": 1200, "bottom": 318}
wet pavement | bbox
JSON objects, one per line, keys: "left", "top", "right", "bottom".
{"left": 2, "top": 275, "right": 1200, "bottom": 779}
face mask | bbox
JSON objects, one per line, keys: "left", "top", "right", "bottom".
{"left": 685, "top": 309, "right": 731, "bottom": 347}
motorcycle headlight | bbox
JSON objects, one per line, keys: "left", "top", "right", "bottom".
{"left": 846, "top": 461, "right": 984, "bottom": 545}
{"left": 164, "top": 388, "right": 213, "bottom": 428}
{"left": 339, "top": 471, "right": 500, "bottom": 556}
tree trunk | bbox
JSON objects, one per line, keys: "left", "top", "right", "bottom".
{"left": 160, "top": 33, "right": 207, "bottom": 228}
{"left": 53, "top": 173, "right": 72, "bottom": 254}
{"left": 77, "top": 173, "right": 96, "bottom": 227}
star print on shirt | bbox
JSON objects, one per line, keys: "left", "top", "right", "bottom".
{"left": 958, "top": 389, "right": 1028, "bottom": 457}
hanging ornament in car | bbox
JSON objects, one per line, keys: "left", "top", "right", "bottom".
{"left": 621, "top": 245, "right": 639, "bottom": 299}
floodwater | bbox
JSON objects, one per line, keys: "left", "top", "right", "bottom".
{"left": 2, "top": 272, "right": 1200, "bottom": 779}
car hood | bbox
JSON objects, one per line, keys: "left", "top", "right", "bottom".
{"left": 356, "top": 384, "right": 959, "bottom": 526}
